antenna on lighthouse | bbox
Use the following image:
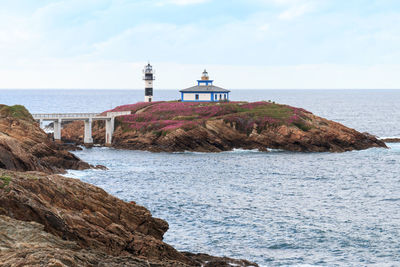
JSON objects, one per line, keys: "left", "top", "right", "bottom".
{"left": 143, "top": 62, "right": 155, "bottom": 102}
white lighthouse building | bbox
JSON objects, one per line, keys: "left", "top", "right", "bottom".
{"left": 143, "top": 63, "right": 155, "bottom": 102}
{"left": 180, "top": 70, "right": 230, "bottom": 102}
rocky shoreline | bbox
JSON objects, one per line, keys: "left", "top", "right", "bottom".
{"left": 63, "top": 101, "right": 387, "bottom": 153}
{"left": 0, "top": 169, "right": 257, "bottom": 266}
{"left": 0, "top": 104, "right": 258, "bottom": 266}
{"left": 0, "top": 104, "right": 92, "bottom": 173}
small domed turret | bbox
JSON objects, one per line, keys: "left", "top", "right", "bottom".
{"left": 201, "top": 69, "right": 209, "bottom": 80}
{"left": 144, "top": 63, "right": 153, "bottom": 73}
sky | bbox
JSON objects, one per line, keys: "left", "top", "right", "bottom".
{"left": 0, "top": 0, "right": 400, "bottom": 89}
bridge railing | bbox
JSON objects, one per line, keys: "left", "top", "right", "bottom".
{"left": 32, "top": 113, "right": 101, "bottom": 119}
{"left": 32, "top": 111, "right": 131, "bottom": 120}
{"left": 106, "top": 111, "right": 131, "bottom": 117}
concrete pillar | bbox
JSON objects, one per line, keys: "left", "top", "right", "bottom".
{"left": 84, "top": 119, "right": 93, "bottom": 144}
{"left": 53, "top": 119, "right": 62, "bottom": 141}
{"left": 39, "top": 119, "right": 43, "bottom": 128}
{"left": 105, "top": 117, "right": 115, "bottom": 146}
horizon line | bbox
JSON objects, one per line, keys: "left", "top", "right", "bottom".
{"left": 1, "top": 88, "right": 400, "bottom": 90}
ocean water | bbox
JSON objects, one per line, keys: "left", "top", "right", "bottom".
{"left": 2, "top": 89, "right": 400, "bottom": 266}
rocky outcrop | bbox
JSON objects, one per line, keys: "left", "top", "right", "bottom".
{"left": 0, "top": 169, "right": 258, "bottom": 266}
{"left": 0, "top": 215, "right": 190, "bottom": 267}
{"left": 62, "top": 101, "right": 387, "bottom": 152}
{"left": 0, "top": 215, "right": 257, "bottom": 267}
{"left": 183, "top": 253, "right": 260, "bottom": 267}
{"left": 381, "top": 138, "right": 400, "bottom": 143}
{"left": 111, "top": 118, "right": 386, "bottom": 153}
{"left": 0, "top": 104, "right": 90, "bottom": 173}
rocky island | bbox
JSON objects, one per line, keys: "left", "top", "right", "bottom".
{"left": 62, "top": 101, "right": 386, "bottom": 152}
{"left": 0, "top": 104, "right": 258, "bottom": 266}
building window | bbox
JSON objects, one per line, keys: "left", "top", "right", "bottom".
{"left": 219, "top": 94, "right": 222, "bottom": 100}
{"left": 224, "top": 94, "right": 227, "bottom": 100}
{"left": 195, "top": 94, "right": 199, "bottom": 100}
{"left": 215, "top": 94, "right": 218, "bottom": 100}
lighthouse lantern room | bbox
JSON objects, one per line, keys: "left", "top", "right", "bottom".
{"left": 143, "top": 63, "right": 155, "bottom": 102}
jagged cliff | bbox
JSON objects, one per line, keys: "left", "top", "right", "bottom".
{"left": 0, "top": 104, "right": 90, "bottom": 173}
{"left": 63, "top": 101, "right": 386, "bottom": 152}
{"left": 0, "top": 169, "right": 257, "bottom": 267}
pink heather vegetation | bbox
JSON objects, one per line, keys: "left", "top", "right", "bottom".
{"left": 108, "top": 101, "right": 313, "bottom": 135}
{"left": 101, "top": 102, "right": 161, "bottom": 115}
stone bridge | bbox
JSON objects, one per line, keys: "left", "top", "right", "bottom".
{"left": 32, "top": 111, "right": 131, "bottom": 145}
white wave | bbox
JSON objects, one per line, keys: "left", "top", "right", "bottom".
{"left": 174, "top": 148, "right": 265, "bottom": 154}
{"left": 65, "top": 170, "right": 86, "bottom": 178}
{"left": 224, "top": 148, "right": 268, "bottom": 154}
{"left": 379, "top": 136, "right": 400, "bottom": 140}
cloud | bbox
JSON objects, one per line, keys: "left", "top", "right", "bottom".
{"left": 156, "top": 0, "right": 211, "bottom": 6}
{"left": 258, "top": 23, "right": 270, "bottom": 32}
{"left": 1, "top": 0, "right": 400, "bottom": 89}
{"left": 278, "top": 2, "right": 315, "bottom": 20}
{"left": 259, "top": 0, "right": 315, "bottom": 5}
{"left": 255, "top": 0, "right": 320, "bottom": 20}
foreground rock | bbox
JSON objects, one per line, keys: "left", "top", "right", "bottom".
{"left": 0, "top": 169, "right": 258, "bottom": 266}
{"left": 63, "top": 101, "right": 387, "bottom": 152}
{"left": 0, "top": 104, "right": 90, "bottom": 173}
{"left": 381, "top": 138, "right": 400, "bottom": 143}
{"left": 0, "top": 215, "right": 189, "bottom": 267}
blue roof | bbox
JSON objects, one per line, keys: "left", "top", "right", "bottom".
{"left": 180, "top": 85, "right": 230, "bottom": 93}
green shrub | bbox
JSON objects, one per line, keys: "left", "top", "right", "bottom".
{"left": 153, "top": 130, "right": 163, "bottom": 138}
{"left": 293, "top": 121, "right": 312, "bottom": 132}
{"left": 0, "top": 105, "right": 34, "bottom": 121}
{"left": 172, "top": 115, "right": 199, "bottom": 121}
{"left": 0, "top": 175, "right": 12, "bottom": 189}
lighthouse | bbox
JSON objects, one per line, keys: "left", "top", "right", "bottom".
{"left": 179, "top": 69, "right": 230, "bottom": 102}
{"left": 143, "top": 63, "right": 155, "bottom": 102}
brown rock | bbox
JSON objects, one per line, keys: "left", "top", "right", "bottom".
{"left": 0, "top": 169, "right": 258, "bottom": 266}
{"left": 0, "top": 105, "right": 90, "bottom": 173}
{"left": 62, "top": 102, "right": 387, "bottom": 153}
{"left": 62, "top": 120, "right": 106, "bottom": 145}
{"left": 0, "top": 169, "right": 193, "bottom": 265}
{"left": 109, "top": 117, "right": 386, "bottom": 153}
{"left": 183, "top": 252, "right": 259, "bottom": 267}
{"left": 381, "top": 138, "right": 400, "bottom": 143}
{"left": 0, "top": 215, "right": 191, "bottom": 267}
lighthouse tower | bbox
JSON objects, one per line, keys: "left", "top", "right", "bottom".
{"left": 143, "top": 63, "right": 155, "bottom": 102}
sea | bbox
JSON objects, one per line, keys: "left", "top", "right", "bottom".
{"left": 1, "top": 89, "right": 400, "bottom": 267}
